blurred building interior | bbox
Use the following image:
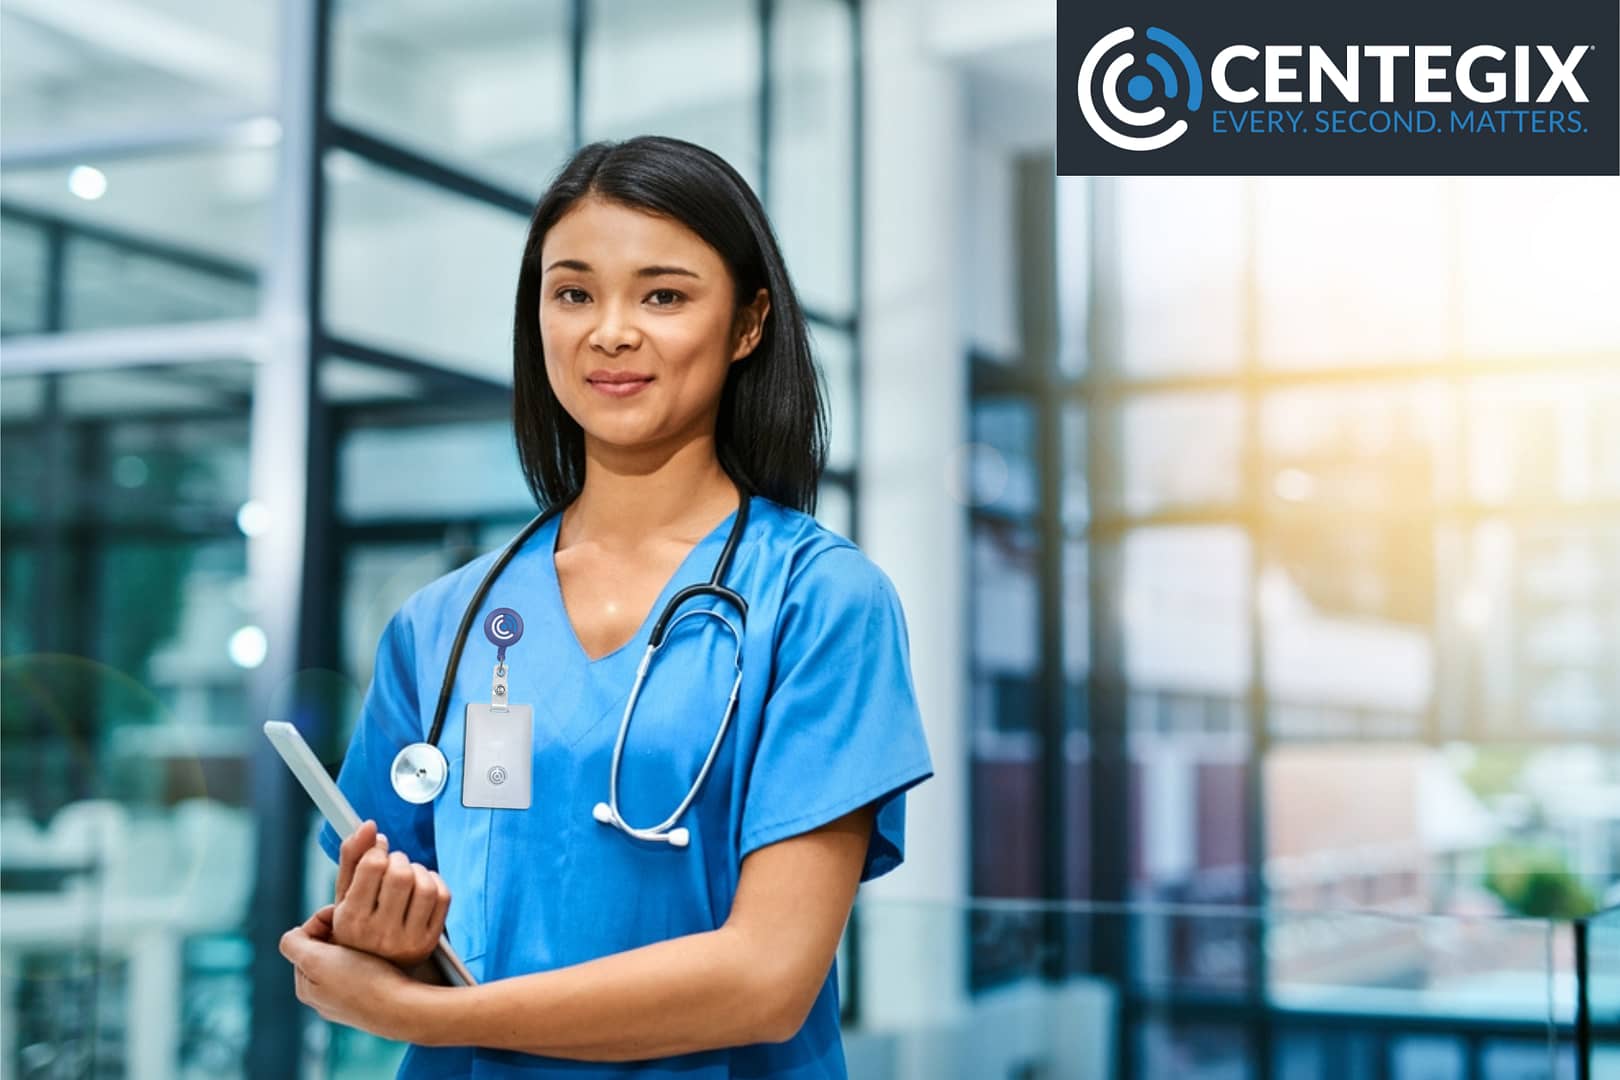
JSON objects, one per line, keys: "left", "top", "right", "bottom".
{"left": 1, "top": 0, "right": 1618, "bottom": 1078}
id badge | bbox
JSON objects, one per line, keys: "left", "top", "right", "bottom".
{"left": 462, "top": 703, "right": 533, "bottom": 809}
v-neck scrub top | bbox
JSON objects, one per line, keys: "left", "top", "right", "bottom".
{"left": 318, "top": 495, "right": 935, "bottom": 1079}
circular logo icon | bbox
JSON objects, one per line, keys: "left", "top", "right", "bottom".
{"left": 1078, "top": 26, "right": 1202, "bottom": 152}
{"left": 483, "top": 607, "right": 524, "bottom": 649}
{"left": 487, "top": 765, "right": 508, "bottom": 786}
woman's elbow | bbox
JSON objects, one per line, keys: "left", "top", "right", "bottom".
{"left": 725, "top": 926, "right": 831, "bottom": 1044}
{"left": 753, "top": 970, "right": 823, "bottom": 1044}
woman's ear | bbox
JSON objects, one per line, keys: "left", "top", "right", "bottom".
{"left": 730, "top": 288, "right": 771, "bottom": 363}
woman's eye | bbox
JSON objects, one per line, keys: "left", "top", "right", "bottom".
{"left": 647, "top": 289, "right": 684, "bottom": 307}
{"left": 556, "top": 287, "right": 589, "bottom": 304}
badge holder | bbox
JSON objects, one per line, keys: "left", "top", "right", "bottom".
{"left": 462, "top": 608, "right": 533, "bottom": 810}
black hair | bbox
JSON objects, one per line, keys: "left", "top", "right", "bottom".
{"left": 512, "top": 135, "right": 826, "bottom": 514}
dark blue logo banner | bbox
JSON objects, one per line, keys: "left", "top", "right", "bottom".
{"left": 1057, "top": 0, "right": 1619, "bottom": 175}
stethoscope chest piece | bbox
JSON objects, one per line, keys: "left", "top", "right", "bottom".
{"left": 392, "top": 742, "right": 449, "bottom": 804}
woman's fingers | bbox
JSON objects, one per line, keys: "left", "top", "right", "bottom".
{"left": 431, "top": 871, "right": 451, "bottom": 934}
{"left": 373, "top": 850, "right": 415, "bottom": 930}
{"left": 403, "top": 864, "right": 438, "bottom": 936}
{"left": 335, "top": 820, "right": 377, "bottom": 900}
{"left": 344, "top": 842, "right": 391, "bottom": 914}
{"left": 330, "top": 844, "right": 445, "bottom": 963}
{"left": 305, "top": 904, "right": 337, "bottom": 942}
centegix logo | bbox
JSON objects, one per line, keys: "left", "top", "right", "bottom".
{"left": 1057, "top": 0, "right": 1618, "bottom": 176}
{"left": 1208, "top": 44, "right": 1590, "bottom": 105}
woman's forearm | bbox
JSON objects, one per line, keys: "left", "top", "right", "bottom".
{"left": 397, "top": 925, "right": 798, "bottom": 1061}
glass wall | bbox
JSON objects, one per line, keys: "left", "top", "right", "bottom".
{"left": 967, "top": 167, "right": 1620, "bottom": 1066}
{"left": 1, "top": 2, "right": 859, "bottom": 1077}
{"left": 2, "top": 362, "right": 260, "bottom": 1079}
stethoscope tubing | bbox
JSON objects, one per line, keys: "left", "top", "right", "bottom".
{"left": 598, "top": 608, "right": 745, "bottom": 840}
{"left": 399, "top": 484, "right": 752, "bottom": 843}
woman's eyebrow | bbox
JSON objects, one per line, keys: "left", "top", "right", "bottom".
{"left": 542, "top": 258, "right": 700, "bottom": 279}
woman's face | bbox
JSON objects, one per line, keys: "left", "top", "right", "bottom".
{"left": 538, "top": 196, "right": 768, "bottom": 457}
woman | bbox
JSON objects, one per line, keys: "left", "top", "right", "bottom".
{"left": 278, "top": 135, "right": 934, "bottom": 1077}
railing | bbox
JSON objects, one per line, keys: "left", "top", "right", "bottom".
{"left": 316, "top": 896, "right": 1606, "bottom": 1078}
{"left": 1584, "top": 903, "right": 1620, "bottom": 1079}
{"left": 1, "top": 801, "right": 1611, "bottom": 1079}
{"left": 842, "top": 897, "right": 1586, "bottom": 1080}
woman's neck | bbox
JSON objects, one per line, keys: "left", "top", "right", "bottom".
{"left": 564, "top": 432, "right": 739, "bottom": 548}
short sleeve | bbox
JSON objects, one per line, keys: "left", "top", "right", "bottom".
{"left": 316, "top": 608, "right": 437, "bottom": 871}
{"left": 739, "top": 545, "right": 934, "bottom": 882}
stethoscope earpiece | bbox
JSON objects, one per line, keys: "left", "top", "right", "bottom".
{"left": 592, "top": 802, "right": 691, "bottom": 848}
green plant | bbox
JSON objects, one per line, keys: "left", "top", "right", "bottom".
{"left": 1485, "top": 843, "right": 1596, "bottom": 919}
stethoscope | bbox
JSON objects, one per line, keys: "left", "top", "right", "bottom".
{"left": 389, "top": 487, "right": 750, "bottom": 849}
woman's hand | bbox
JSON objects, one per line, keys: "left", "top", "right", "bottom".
{"left": 280, "top": 904, "right": 417, "bottom": 1038}
{"left": 332, "top": 819, "right": 451, "bottom": 968}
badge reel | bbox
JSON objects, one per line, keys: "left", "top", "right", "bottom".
{"left": 388, "top": 607, "right": 532, "bottom": 807}
{"left": 461, "top": 608, "right": 534, "bottom": 810}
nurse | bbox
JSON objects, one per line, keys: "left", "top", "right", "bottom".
{"left": 277, "top": 134, "right": 934, "bottom": 1078}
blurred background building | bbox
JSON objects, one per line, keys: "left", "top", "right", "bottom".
{"left": 1, "top": 0, "right": 1617, "bottom": 1078}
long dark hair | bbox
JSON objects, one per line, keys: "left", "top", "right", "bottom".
{"left": 512, "top": 136, "right": 826, "bottom": 513}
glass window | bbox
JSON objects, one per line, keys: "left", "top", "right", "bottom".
{"left": 1, "top": 377, "right": 50, "bottom": 524}
{"left": 1256, "top": 178, "right": 1451, "bottom": 368}
{"left": 972, "top": 518, "right": 1040, "bottom": 734}
{"left": 1261, "top": 523, "right": 1435, "bottom": 735}
{"left": 814, "top": 480, "right": 852, "bottom": 538}
{"left": 331, "top": 0, "right": 573, "bottom": 196}
{"left": 1460, "top": 178, "right": 1620, "bottom": 358}
{"left": 1055, "top": 176, "right": 1089, "bottom": 375}
{"left": 1269, "top": 900, "right": 1559, "bottom": 1025}
{"left": 963, "top": 147, "right": 1023, "bottom": 367}
{"left": 1116, "top": 392, "right": 1243, "bottom": 515}
{"left": 768, "top": 0, "right": 853, "bottom": 320}
{"left": 319, "top": 356, "right": 427, "bottom": 405}
{"left": 582, "top": 0, "right": 762, "bottom": 193}
{"left": 323, "top": 150, "right": 528, "bottom": 379}
{"left": 1115, "top": 178, "right": 1245, "bottom": 376}
{"left": 1390, "top": 1037, "right": 1466, "bottom": 1079}
{"left": 1450, "top": 523, "right": 1620, "bottom": 740}
{"left": 340, "top": 541, "right": 461, "bottom": 729}
{"left": 0, "top": 3, "right": 275, "bottom": 139}
{"left": 1262, "top": 382, "right": 1459, "bottom": 511}
{"left": 1120, "top": 527, "right": 1251, "bottom": 696}
{"left": 1061, "top": 405, "right": 1088, "bottom": 529}
{"left": 1274, "top": 1031, "right": 1382, "bottom": 1080}
{"left": 1, "top": 212, "right": 50, "bottom": 335}
{"left": 0, "top": 545, "right": 39, "bottom": 656}
{"left": 1, "top": 146, "right": 272, "bottom": 333}
{"left": 811, "top": 322, "right": 857, "bottom": 472}
{"left": 1466, "top": 372, "right": 1620, "bottom": 507}
{"left": 338, "top": 416, "right": 534, "bottom": 523}
{"left": 970, "top": 398, "right": 1037, "bottom": 517}
{"left": 1136, "top": 1020, "right": 1255, "bottom": 1079}
{"left": 96, "top": 414, "right": 252, "bottom": 527}
{"left": 1, "top": 360, "right": 257, "bottom": 1077}
{"left": 1063, "top": 538, "right": 1089, "bottom": 687}
{"left": 968, "top": 517, "right": 1044, "bottom": 973}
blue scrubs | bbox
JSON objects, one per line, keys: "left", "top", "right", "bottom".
{"left": 318, "top": 495, "right": 934, "bottom": 1078}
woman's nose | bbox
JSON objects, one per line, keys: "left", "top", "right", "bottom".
{"left": 588, "top": 301, "right": 641, "bottom": 354}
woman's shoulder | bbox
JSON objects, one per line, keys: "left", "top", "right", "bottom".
{"left": 749, "top": 496, "right": 900, "bottom": 604}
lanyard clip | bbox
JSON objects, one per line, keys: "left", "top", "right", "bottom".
{"left": 491, "top": 661, "right": 509, "bottom": 712}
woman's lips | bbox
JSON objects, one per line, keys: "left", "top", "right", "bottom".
{"left": 586, "top": 371, "right": 653, "bottom": 398}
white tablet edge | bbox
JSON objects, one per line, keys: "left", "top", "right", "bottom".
{"left": 263, "top": 721, "right": 478, "bottom": 987}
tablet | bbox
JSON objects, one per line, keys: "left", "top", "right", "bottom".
{"left": 263, "top": 721, "right": 478, "bottom": 987}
